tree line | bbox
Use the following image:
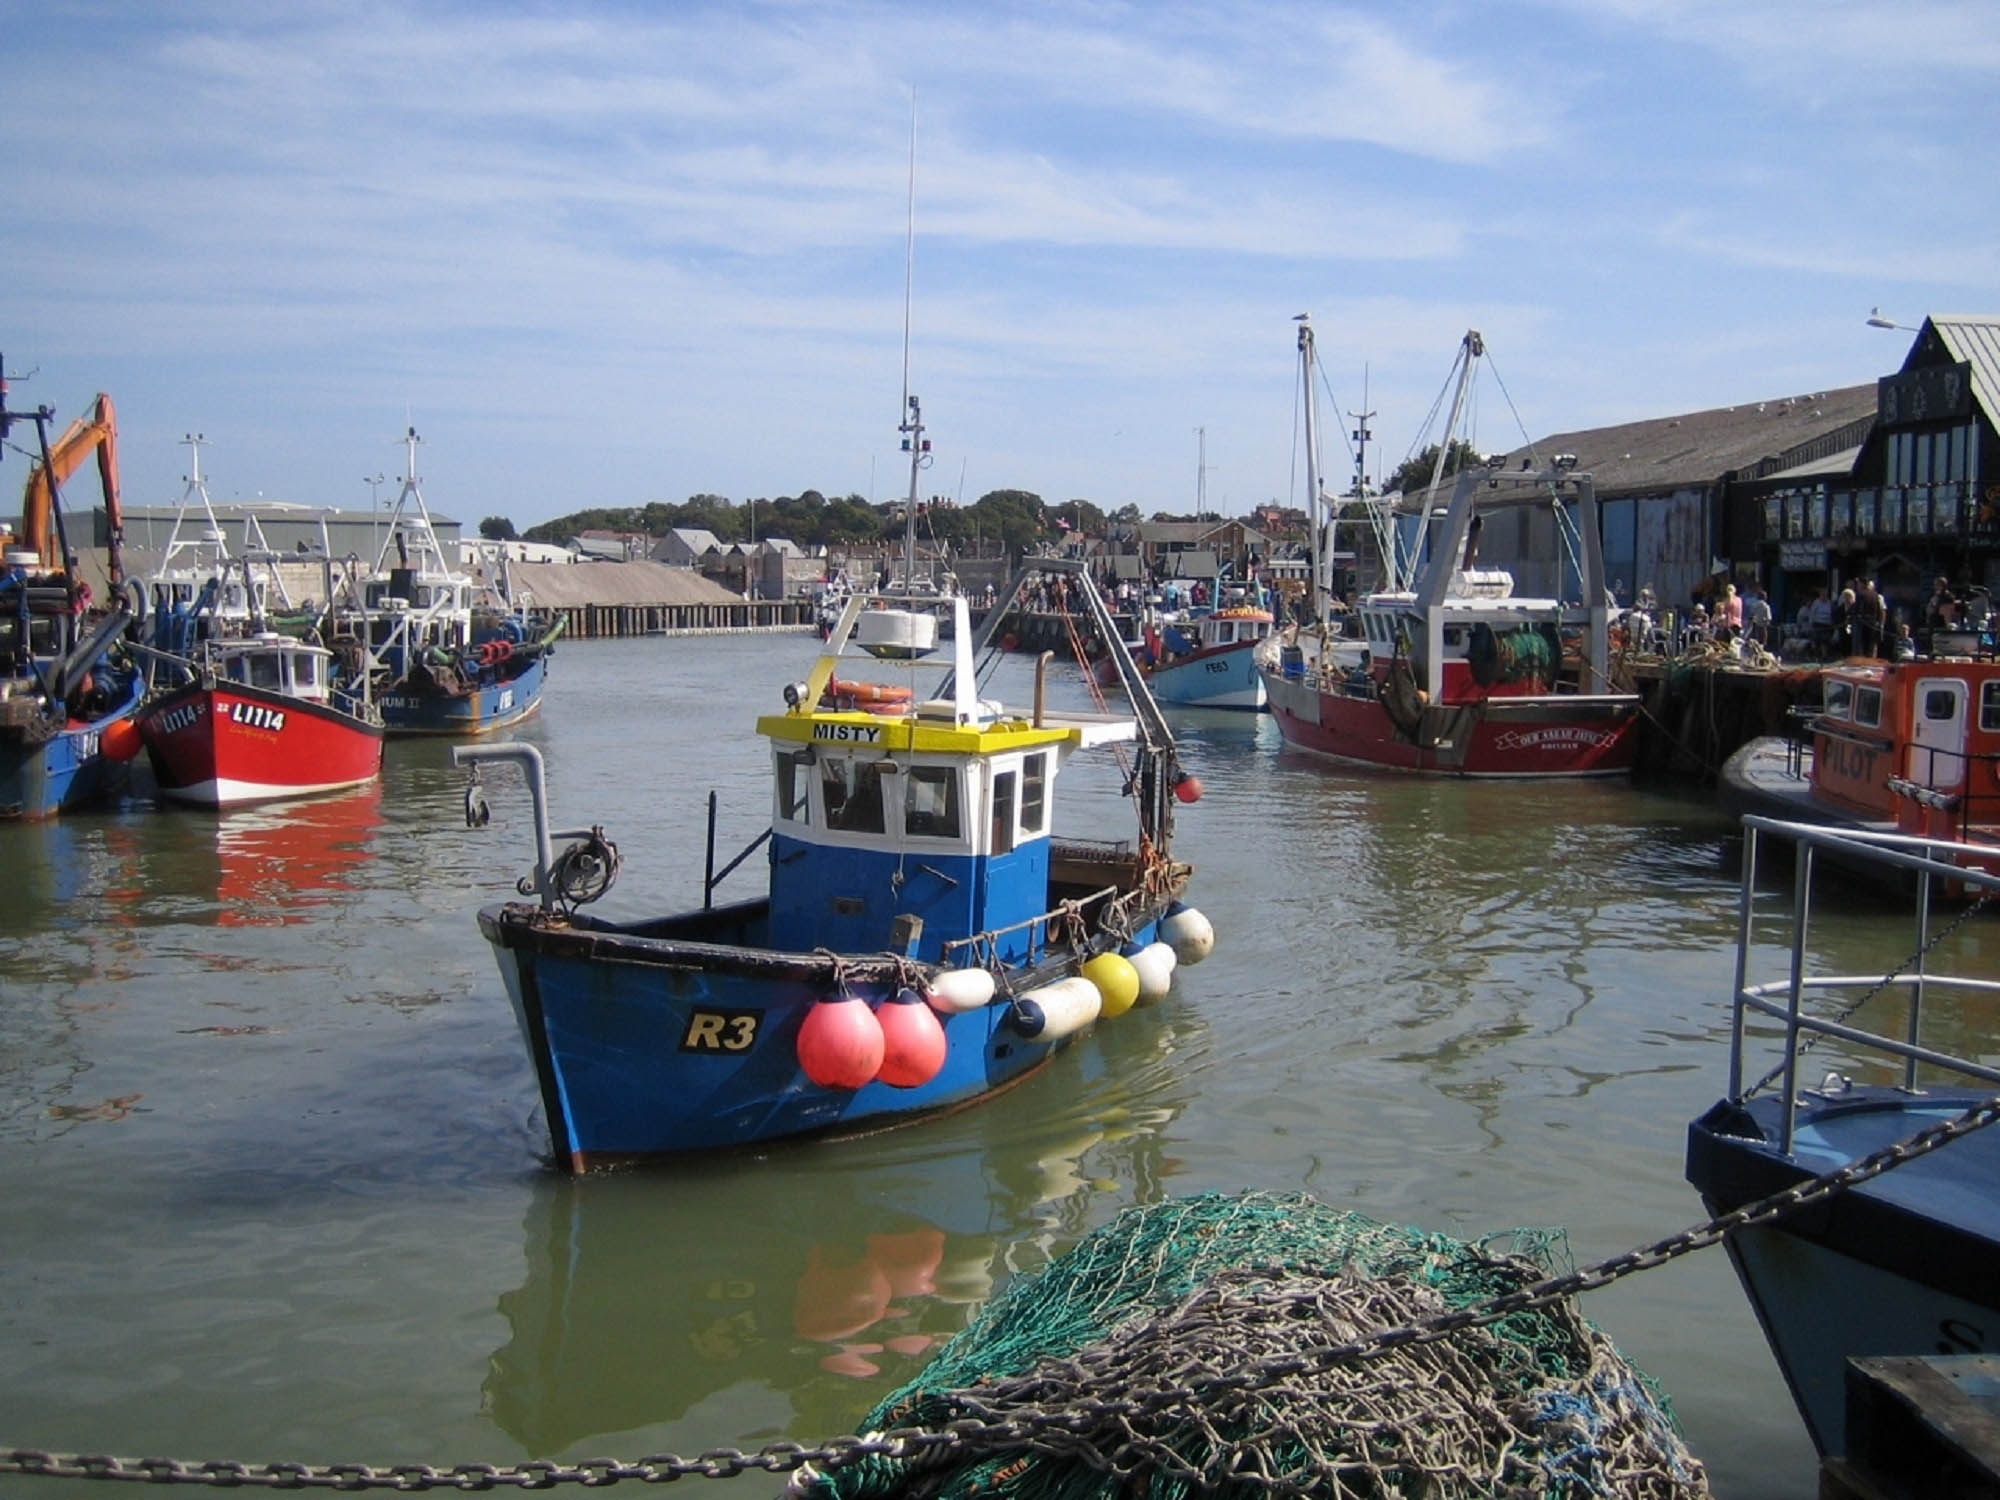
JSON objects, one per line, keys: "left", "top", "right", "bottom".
{"left": 484, "top": 490, "right": 1168, "bottom": 556}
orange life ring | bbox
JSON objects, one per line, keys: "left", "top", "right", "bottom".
{"left": 827, "top": 678, "right": 913, "bottom": 706}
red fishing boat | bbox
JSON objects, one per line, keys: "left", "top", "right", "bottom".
{"left": 1258, "top": 322, "right": 1638, "bottom": 778}
{"left": 137, "top": 631, "right": 383, "bottom": 807}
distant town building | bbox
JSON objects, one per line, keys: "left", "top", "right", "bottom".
{"left": 653, "top": 526, "right": 722, "bottom": 567}
{"left": 1133, "top": 519, "right": 1267, "bottom": 580}
{"left": 568, "top": 528, "right": 652, "bottom": 562}
{"left": 111, "top": 502, "right": 463, "bottom": 572}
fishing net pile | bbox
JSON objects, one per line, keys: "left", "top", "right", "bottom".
{"left": 796, "top": 1192, "right": 1707, "bottom": 1500}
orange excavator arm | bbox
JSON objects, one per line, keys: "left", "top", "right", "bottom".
{"left": 19, "top": 392, "right": 121, "bottom": 580}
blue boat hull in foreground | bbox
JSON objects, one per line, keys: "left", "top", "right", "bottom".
{"left": 1684, "top": 817, "right": 2000, "bottom": 1457}
{"left": 480, "top": 893, "right": 1176, "bottom": 1163}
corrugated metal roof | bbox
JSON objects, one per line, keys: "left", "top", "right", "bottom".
{"left": 1511, "top": 382, "right": 1878, "bottom": 497}
{"left": 1928, "top": 315, "right": 2000, "bottom": 432}
{"left": 485, "top": 560, "right": 744, "bottom": 608}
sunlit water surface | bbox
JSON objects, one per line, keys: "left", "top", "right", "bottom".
{"left": 10, "top": 632, "right": 1987, "bottom": 1498}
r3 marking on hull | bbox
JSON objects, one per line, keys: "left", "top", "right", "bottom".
{"left": 681, "top": 1009, "right": 760, "bottom": 1053}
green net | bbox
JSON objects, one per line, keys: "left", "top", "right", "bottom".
{"left": 797, "top": 1192, "right": 1706, "bottom": 1500}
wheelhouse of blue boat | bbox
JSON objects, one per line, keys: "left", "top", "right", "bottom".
{"left": 760, "top": 666, "right": 1139, "bottom": 966}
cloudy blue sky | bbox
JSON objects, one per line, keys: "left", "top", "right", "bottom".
{"left": 6, "top": 0, "right": 1996, "bottom": 530}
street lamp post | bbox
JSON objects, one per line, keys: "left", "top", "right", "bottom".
{"left": 364, "top": 472, "right": 386, "bottom": 561}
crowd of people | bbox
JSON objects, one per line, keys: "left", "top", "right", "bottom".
{"left": 1619, "top": 573, "right": 1991, "bottom": 664}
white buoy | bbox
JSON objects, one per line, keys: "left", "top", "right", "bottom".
{"left": 923, "top": 966, "right": 997, "bottom": 1014}
{"left": 1008, "top": 976, "right": 1101, "bottom": 1041}
{"left": 1127, "top": 941, "right": 1177, "bottom": 1003}
{"left": 1160, "top": 904, "right": 1214, "bottom": 966}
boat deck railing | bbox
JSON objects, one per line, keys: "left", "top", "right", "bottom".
{"left": 1900, "top": 742, "right": 2000, "bottom": 837}
{"left": 1731, "top": 816, "right": 2000, "bottom": 1155}
{"left": 938, "top": 883, "right": 1123, "bottom": 970}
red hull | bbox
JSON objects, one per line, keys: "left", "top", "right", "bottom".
{"left": 1264, "top": 671, "right": 1638, "bottom": 777}
{"left": 139, "top": 682, "right": 384, "bottom": 807}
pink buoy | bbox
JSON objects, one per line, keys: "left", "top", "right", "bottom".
{"left": 875, "top": 988, "right": 948, "bottom": 1088}
{"left": 797, "top": 995, "right": 885, "bottom": 1090}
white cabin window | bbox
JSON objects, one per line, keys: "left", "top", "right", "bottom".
{"left": 1020, "top": 753, "right": 1048, "bottom": 835}
{"left": 1853, "top": 685, "right": 1882, "bottom": 728}
{"left": 774, "top": 749, "right": 811, "bottom": 824}
{"left": 822, "top": 756, "right": 886, "bottom": 834}
{"left": 1822, "top": 681, "right": 1853, "bottom": 720}
{"left": 904, "top": 765, "right": 960, "bottom": 839}
{"left": 1982, "top": 681, "right": 2000, "bottom": 732}
{"left": 991, "top": 770, "right": 1017, "bottom": 854}
{"left": 1215, "top": 622, "right": 1235, "bottom": 644}
{"left": 248, "top": 653, "right": 282, "bottom": 690}
{"left": 1923, "top": 688, "right": 1959, "bottom": 723}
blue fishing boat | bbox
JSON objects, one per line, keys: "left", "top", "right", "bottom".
{"left": 454, "top": 410, "right": 1209, "bottom": 1169}
{"left": 1135, "top": 604, "right": 1274, "bottom": 710}
{"left": 1685, "top": 816, "right": 2000, "bottom": 1458}
{"left": 331, "top": 428, "right": 561, "bottom": 736}
{"left": 0, "top": 378, "right": 144, "bottom": 820}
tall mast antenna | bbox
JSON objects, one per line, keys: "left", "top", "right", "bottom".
{"left": 901, "top": 90, "right": 917, "bottom": 417}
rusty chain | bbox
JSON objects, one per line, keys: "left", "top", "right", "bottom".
{"left": 6, "top": 1091, "right": 1994, "bottom": 1490}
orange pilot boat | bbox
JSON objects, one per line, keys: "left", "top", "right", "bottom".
{"left": 1720, "top": 648, "right": 2000, "bottom": 875}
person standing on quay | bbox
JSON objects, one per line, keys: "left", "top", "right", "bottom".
{"left": 1743, "top": 583, "right": 1772, "bottom": 649}
{"left": 1807, "top": 588, "right": 1835, "bottom": 659}
{"left": 1717, "top": 582, "right": 1744, "bottom": 639}
{"left": 1833, "top": 587, "right": 1857, "bottom": 658}
{"left": 1855, "top": 578, "right": 1886, "bottom": 657}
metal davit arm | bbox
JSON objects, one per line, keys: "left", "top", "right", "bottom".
{"left": 452, "top": 742, "right": 600, "bottom": 911}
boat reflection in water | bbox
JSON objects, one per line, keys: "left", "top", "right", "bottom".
{"left": 208, "top": 782, "right": 382, "bottom": 926}
{"left": 485, "top": 1006, "right": 1198, "bottom": 1455}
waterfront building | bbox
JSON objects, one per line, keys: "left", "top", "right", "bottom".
{"left": 1729, "top": 315, "right": 1999, "bottom": 630}
{"left": 1486, "top": 389, "right": 1876, "bottom": 612}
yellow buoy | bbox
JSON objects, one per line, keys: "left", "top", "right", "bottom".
{"left": 1080, "top": 952, "right": 1141, "bottom": 1018}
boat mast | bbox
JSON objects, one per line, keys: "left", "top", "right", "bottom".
{"left": 1295, "top": 314, "right": 1328, "bottom": 621}
{"left": 896, "top": 90, "right": 926, "bottom": 594}
{"left": 1195, "top": 426, "right": 1208, "bottom": 518}
{"left": 1417, "top": 331, "right": 1483, "bottom": 584}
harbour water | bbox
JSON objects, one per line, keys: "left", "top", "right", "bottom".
{"left": 8, "top": 630, "right": 1963, "bottom": 1498}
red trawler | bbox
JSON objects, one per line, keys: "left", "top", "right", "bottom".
{"left": 1257, "top": 320, "right": 1638, "bottom": 778}
{"left": 138, "top": 632, "right": 383, "bottom": 807}
{"left": 1259, "top": 460, "right": 1639, "bottom": 777}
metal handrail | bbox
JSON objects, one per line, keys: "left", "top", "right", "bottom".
{"left": 1733, "top": 816, "right": 2000, "bottom": 1154}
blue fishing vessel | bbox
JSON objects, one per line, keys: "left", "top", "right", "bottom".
{"left": 331, "top": 428, "right": 560, "bottom": 736}
{"left": 0, "top": 378, "right": 144, "bottom": 820}
{"left": 454, "top": 407, "right": 1209, "bottom": 1169}
{"left": 1135, "top": 604, "right": 1274, "bottom": 710}
{"left": 455, "top": 568, "right": 1207, "bottom": 1167}
{"left": 1685, "top": 816, "right": 2000, "bottom": 1457}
